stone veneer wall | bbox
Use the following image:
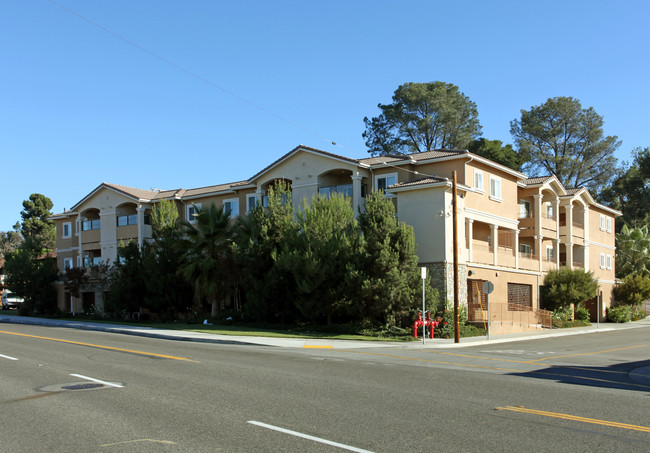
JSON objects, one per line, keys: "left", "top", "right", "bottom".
{"left": 423, "top": 262, "right": 468, "bottom": 308}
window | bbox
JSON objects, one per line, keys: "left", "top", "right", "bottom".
{"left": 545, "top": 202, "right": 554, "bottom": 219}
{"left": 223, "top": 199, "right": 239, "bottom": 218}
{"left": 187, "top": 203, "right": 201, "bottom": 223}
{"left": 64, "top": 258, "right": 73, "bottom": 270}
{"left": 606, "top": 217, "right": 612, "bottom": 233}
{"left": 606, "top": 254, "right": 612, "bottom": 270}
{"left": 376, "top": 173, "right": 397, "bottom": 192}
{"left": 519, "top": 243, "right": 532, "bottom": 256}
{"left": 117, "top": 214, "right": 138, "bottom": 226}
{"left": 489, "top": 176, "right": 502, "bottom": 200}
{"left": 62, "top": 222, "right": 72, "bottom": 238}
{"left": 473, "top": 170, "right": 484, "bottom": 191}
{"left": 246, "top": 194, "right": 257, "bottom": 213}
{"left": 320, "top": 183, "right": 353, "bottom": 198}
{"left": 600, "top": 214, "right": 606, "bottom": 231}
{"left": 82, "top": 219, "right": 100, "bottom": 231}
{"left": 519, "top": 200, "right": 531, "bottom": 219}
{"left": 508, "top": 283, "right": 532, "bottom": 307}
{"left": 600, "top": 253, "right": 606, "bottom": 269}
{"left": 546, "top": 245, "right": 554, "bottom": 261}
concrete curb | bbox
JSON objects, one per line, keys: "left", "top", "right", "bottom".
{"left": 1, "top": 314, "right": 649, "bottom": 349}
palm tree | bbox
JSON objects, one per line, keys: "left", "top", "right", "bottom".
{"left": 178, "top": 204, "right": 234, "bottom": 317}
{"left": 616, "top": 224, "right": 650, "bottom": 278}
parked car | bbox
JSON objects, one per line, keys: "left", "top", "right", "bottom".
{"left": 2, "top": 290, "right": 24, "bottom": 309}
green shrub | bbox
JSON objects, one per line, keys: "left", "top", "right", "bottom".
{"left": 630, "top": 305, "right": 648, "bottom": 321}
{"left": 543, "top": 268, "right": 598, "bottom": 311}
{"left": 574, "top": 304, "right": 590, "bottom": 321}
{"left": 613, "top": 275, "right": 650, "bottom": 307}
{"left": 606, "top": 305, "right": 631, "bottom": 323}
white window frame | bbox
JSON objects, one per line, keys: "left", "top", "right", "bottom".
{"left": 246, "top": 194, "right": 257, "bottom": 213}
{"left": 62, "top": 222, "right": 72, "bottom": 238}
{"left": 600, "top": 253, "right": 606, "bottom": 269}
{"left": 519, "top": 243, "right": 532, "bottom": 256}
{"left": 519, "top": 200, "right": 531, "bottom": 218}
{"left": 64, "top": 257, "right": 74, "bottom": 270}
{"left": 600, "top": 214, "right": 606, "bottom": 231}
{"left": 606, "top": 217, "right": 612, "bottom": 233}
{"left": 187, "top": 203, "right": 201, "bottom": 224}
{"left": 545, "top": 202, "right": 554, "bottom": 219}
{"left": 489, "top": 176, "right": 502, "bottom": 201}
{"left": 375, "top": 173, "right": 398, "bottom": 195}
{"left": 546, "top": 245, "right": 554, "bottom": 261}
{"left": 606, "top": 254, "right": 612, "bottom": 270}
{"left": 223, "top": 199, "right": 239, "bottom": 219}
{"left": 473, "top": 170, "right": 484, "bottom": 192}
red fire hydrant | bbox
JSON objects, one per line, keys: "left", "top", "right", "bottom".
{"left": 413, "top": 311, "right": 438, "bottom": 338}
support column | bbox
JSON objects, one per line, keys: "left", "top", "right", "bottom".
{"left": 535, "top": 235, "right": 543, "bottom": 271}
{"left": 77, "top": 213, "right": 83, "bottom": 268}
{"left": 515, "top": 229, "right": 520, "bottom": 269}
{"left": 491, "top": 224, "right": 499, "bottom": 266}
{"left": 351, "top": 173, "right": 363, "bottom": 218}
{"left": 566, "top": 203, "right": 574, "bottom": 247}
{"left": 467, "top": 219, "right": 474, "bottom": 262}
{"left": 137, "top": 205, "right": 145, "bottom": 249}
{"left": 567, "top": 242, "right": 574, "bottom": 269}
{"left": 553, "top": 238, "right": 560, "bottom": 268}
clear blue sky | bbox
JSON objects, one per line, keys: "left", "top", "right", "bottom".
{"left": 2, "top": 0, "right": 648, "bottom": 232}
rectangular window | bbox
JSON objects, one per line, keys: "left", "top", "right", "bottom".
{"left": 519, "top": 243, "right": 532, "bottom": 256}
{"left": 606, "top": 254, "right": 612, "bottom": 270}
{"left": 247, "top": 194, "right": 257, "bottom": 213}
{"left": 117, "top": 214, "right": 138, "bottom": 226}
{"left": 489, "top": 176, "right": 502, "bottom": 200}
{"left": 223, "top": 199, "right": 239, "bottom": 218}
{"left": 82, "top": 219, "right": 101, "bottom": 231}
{"left": 376, "top": 173, "right": 397, "bottom": 192}
{"left": 546, "top": 245, "right": 554, "bottom": 261}
{"left": 606, "top": 217, "right": 612, "bottom": 233}
{"left": 519, "top": 200, "right": 531, "bottom": 218}
{"left": 473, "top": 170, "right": 484, "bottom": 191}
{"left": 545, "top": 202, "right": 554, "bottom": 220}
{"left": 507, "top": 283, "right": 533, "bottom": 308}
{"left": 600, "top": 253, "right": 606, "bottom": 269}
{"left": 62, "top": 222, "right": 72, "bottom": 238}
{"left": 600, "top": 214, "right": 606, "bottom": 231}
{"left": 188, "top": 203, "right": 201, "bottom": 223}
{"left": 64, "top": 258, "right": 73, "bottom": 270}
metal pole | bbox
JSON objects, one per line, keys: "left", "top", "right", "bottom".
{"left": 421, "top": 267, "right": 426, "bottom": 345}
{"left": 597, "top": 291, "right": 600, "bottom": 328}
{"left": 452, "top": 171, "right": 460, "bottom": 343}
{"left": 487, "top": 293, "right": 490, "bottom": 341}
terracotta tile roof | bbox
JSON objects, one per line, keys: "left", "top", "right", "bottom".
{"left": 359, "top": 149, "right": 467, "bottom": 165}
{"left": 522, "top": 176, "right": 553, "bottom": 185}
{"left": 564, "top": 187, "right": 583, "bottom": 195}
{"left": 390, "top": 175, "right": 449, "bottom": 188}
{"left": 103, "top": 183, "right": 160, "bottom": 200}
{"left": 182, "top": 181, "right": 248, "bottom": 198}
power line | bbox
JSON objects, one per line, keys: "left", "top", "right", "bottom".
{"left": 46, "top": 0, "right": 340, "bottom": 148}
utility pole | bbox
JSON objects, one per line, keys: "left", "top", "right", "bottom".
{"left": 452, "top": 171, "right": 460, "bottom": 343}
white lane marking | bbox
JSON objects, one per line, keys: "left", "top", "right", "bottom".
{"left": 0, "top": 353, "right": 19, "bottom": 361}
{"left": 248, "top": 421, "right": 375, "bottom": 453}
{"left": 70, "top": 374, "right": 123, "bottom": 388}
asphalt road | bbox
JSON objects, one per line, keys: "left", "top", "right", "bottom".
{"left": 1, "top": 324, "right": 649, "bottom": 452}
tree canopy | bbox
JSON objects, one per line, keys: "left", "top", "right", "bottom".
{"left": 363, "top": 81, "right": 482, "bottom": 155}
{"left": 599, "top": 146, "right": 650, "bottom": 227}
{"left": 510, "top": 96, "right": 620, "bottom": 193}
{"left": 20, "top": 193, "right": 56, "bottom": 250}
{"left": 467, "top": 138, "right": 525, "bottom": 171}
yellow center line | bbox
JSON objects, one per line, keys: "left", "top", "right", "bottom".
{"left": 427, "top": 350, "right": 534, "bottom": 364}
{"left": 304, "top": 345, "right": 333, "bottom": 349}
{"left": 0, "top": 330, "right": 198, "bottom": 362}
{"left": 522, "top": 345, "right": 647, "bottom": 363}
{"left": 497, "top": 406, "right": 650, "bottom": 433}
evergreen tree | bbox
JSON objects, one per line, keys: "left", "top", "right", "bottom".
{"left": 20, "top": 194, "right": 56, "bottom": 250}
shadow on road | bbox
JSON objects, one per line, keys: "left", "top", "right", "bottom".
{"left": 510, "top": 359, "right": 650, "bottom": 393}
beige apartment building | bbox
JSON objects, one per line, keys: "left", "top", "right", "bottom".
{"left": 51, "top": 145, "right": 620, "bottom": 331}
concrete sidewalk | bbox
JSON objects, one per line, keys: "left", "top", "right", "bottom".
{"left": 1, "top": 314, "right": 649, "bottom": 349}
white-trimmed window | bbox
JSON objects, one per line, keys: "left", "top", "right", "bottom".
{"left": 519, "top": 200, "right": 531, "bottom": 218}
{"left": 62, "top": 222, "right": 72, "bottom": 238}
{"left": 606, "top": 217, "right": 612, "bottom": 233}
{"left": 223, "top": 199, "right": 239, "bottom": 218}
{"left": 546, "top": 245, "right": 554, "bottom": 261}
{"left": 375, "top": 173, "right": 397, "bottom": 192}
{"left": 519, "top": 243, "right": 532, "bottom": 256}
{"left": 187, "top": 203, "right": 201, "bottom": 223}
{"left": 246, "top": 194, "right": 257, "bottom": 213}
{"left": 473, "top": 170, "right": 484, "bottom": 192}
{"left": 64, "top": 258, "right": 73, "bottom": 271}
{"left": 600, "top": 214, "right": 606, "bottom": 231}
{"left": 545, "top": 202, "right": 554, "bottom": 220}
{"left": 606, "top": 254, "right": 612, "bottom": 270}
{"left": 489, "top": 176, "right": 502, "bottom": 201}
{"left": 600, "top": 253, "right": 606, "bottom": 269}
